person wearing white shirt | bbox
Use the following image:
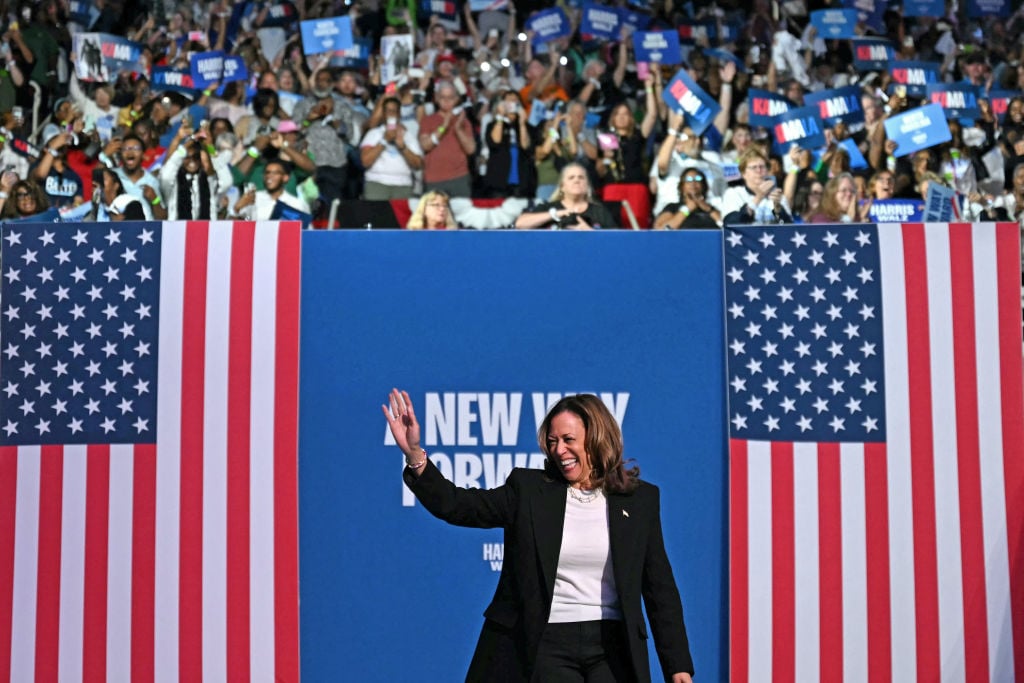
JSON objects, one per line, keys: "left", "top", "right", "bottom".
{"left": 721, "top": 149, "right": 793, "bottom": 225}
{"left": 360, "top": 96, "right": 423, "bottom": 199}
{"left": 232, "top": 158, "right": 310, "bottom": 220}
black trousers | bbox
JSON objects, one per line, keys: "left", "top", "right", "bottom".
{"left": 532, "top": 620, "right": 635, "bottom": 683}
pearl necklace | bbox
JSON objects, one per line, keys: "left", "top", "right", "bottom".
{"left": 567, "top": 485, "right": 601, "bottom": 504}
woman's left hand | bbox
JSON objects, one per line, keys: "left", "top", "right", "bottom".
{"left": 671, "top": 673, "right": 693, "bottom": 683}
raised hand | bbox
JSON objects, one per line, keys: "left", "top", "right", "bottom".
{"left": 382, "top": 388, "right": 422, "bottom": 460}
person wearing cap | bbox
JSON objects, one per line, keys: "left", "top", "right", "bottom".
{"left": 360, "top": 96, "right": 423, "bottom": 200}
{"left": 31, "top": 123, "right": 84, "bottom": 209}
{"left": 960, "top": 49, "right": 990, "bottom": 90}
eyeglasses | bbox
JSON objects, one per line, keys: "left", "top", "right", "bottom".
{"left": 683, "top": 174, "right": 704, "bottom": 182}
{"left": 745, "top": 164, "right": 767, "bottom": 172}
{"left": 15, "top": 191, "right": 32, "bottom": 199}
{"left": 122, "top": 145, "right": 143, "bottom": 152}
{"left": 426, "top": 202, "right": 448, "bottom": 209}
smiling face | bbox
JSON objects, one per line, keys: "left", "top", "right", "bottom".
{"left": 546, "top": 411, "right": 592, "bottom": 488}
{"left": 835, "top": 176, "right": 857, "bottom": 213}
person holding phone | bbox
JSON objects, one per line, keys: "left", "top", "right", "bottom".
{"left": 515, "top": 162, "right": 616, "bottom": 230}
{"left": 720, "top": 149, "right": 793, "bottom": 225}
{"left": 480, "top": 90, "right": 536, "bottom": 199}
{"left": 359, "top": 96, "right": 423, "bottom": 200}
{"left": 383, "top": 388, "right": 695, "bottom": 682}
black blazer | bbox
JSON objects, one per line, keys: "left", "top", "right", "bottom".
{"left": 404, "top": 462, "right": 694, "bottom": 682}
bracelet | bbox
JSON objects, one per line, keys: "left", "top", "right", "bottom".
{"left": 430, "top": 133, "right": 440, "bottom": 145}
{"left": 549, "top": 207, "right": 559, "bottom": 221}
{"left": 247, "top": 146, "right": 260, "bottom": 158}
{"left": 0, "top": 191, "right": 7, "bottom": 199}
{"left": 203, "top": 88, "right": 213, "bottom": 97}
{"left": 48, "top": 148, "right": 60, "bottom": 158}
{"left": 679, "top": 205, "right": 691, "bottom": 216}
{"left": 302, "top": 119, "right": 311, "bottom": 127}
{"left": 406, "top": 449, "right": 428, "bottom": 470}
{"left": 151, "top": 196, "right": 161, "bottom": 206}
{"left": 437, "top": 125, "right": 447, "bottom": 135}
{"left": 721, "top": 82, "right": 733, "bottom": 90}
{"left": 667, "top": 129, "right": 678, "bottom": 137}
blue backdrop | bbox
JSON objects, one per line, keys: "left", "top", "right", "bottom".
{"left": 298, "top": 231, "right": 729, "bottom": 682}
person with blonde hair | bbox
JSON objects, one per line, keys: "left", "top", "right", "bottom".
{"left": 407, "top": 191, "right": 458, "bottom": 229}
{"left": 515, "top": 162, "right": 616, "bottom": 229}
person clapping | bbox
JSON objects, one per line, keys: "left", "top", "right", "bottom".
{"left": 515, "top": 163, "right": 616, "bottom": 230}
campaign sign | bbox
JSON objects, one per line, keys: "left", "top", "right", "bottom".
{"left": 851, "top": 37, "right": 895, "bottom": 71}
{"left": 152, "top": 67, "right": 198, "bottom": 95}
{"left": 221, "top": 55, "right": 248, "bottom": 84}
{"left": 889, "top": 60, "right": 941, "bottom": 97}
{"left": 805, "top": 85, "right": 865, "bottom": 125}
{"left": 702, "top": 47, "right": 746, "bottom": 73}
{"left": 747, "top": 88, "right": 793, "bottom": 128}
{"left": 632, "top": 31, "right": 682, "bottom": 64}
{"left": 422, "top": 0, "right": 458, "bottom": 23}
{"left": 883, "top": 103, "right": 952, "bottom": 157}
{"left": 300, "top": 16, "right": 354, "bottom": 55}
{"left": 8, "top": 136, "right": 41, "bottom": 161}
{"left": 838, "top": 138, "right": 868, "bottom": 169}
{"left": 662, "top": 68, "right": 721, "bottom": 135}
{"left": 527, "top": 8, "right": 572, "bottom": 45}
{"left": 846, "top": 0, "right": 885, "bottom": 33}
{"left": 72, "top": 33, "right": 145, "bottom": 82}
{"left": 772, "top": 104, "right": 827, "bottom": 151}
{"left": 260, "top": 1, "right": 299, "bottom": 28}
{"left": 580, "top": 1, "right": 622, "bottom": 39}
{"left": 988, "top": 90, "right": 1016, "bottom": 123}
{"left": 189, "top": 51, "right": 225, "bottom": 90}
{"left": 718, "top": 21, "right": 742, "bottom": 44}
{"left": 328, "top": 38, "right": 373, "bottom": 69}
{"left": 967, "top": 0, "right": 1010, "bottom": 16}
{"left": 810, "top": 9, "right": 859, "bottom": 39}
{"left": 68, "top": 0, "right": 91, "bottom": 25}
{"left": 469, "top": 0, "right": 510, "bottom": 10}
{"left": 619, "top": 8, "right": 650, "bottom": 33}
{"left": 677, "top": 23, "right": 710, "bottom": 43}
{"left": 927, "top": 82, "right": 981, "bottom": 121}
{"left": 867, "top": 198, "right": 924, "bottom": 222}
{"left": 922, "top": 181, "right": 957, "bottom": 221}
{"left": 903, "top": 0, "right": 945, "bottom": 15}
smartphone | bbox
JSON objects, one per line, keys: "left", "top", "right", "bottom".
{"left": 636, "top": 61, "right": 650, "bottom": 80}
{"left": 386, "top": 116, "right": 397, "bottom": 130}
{"left": 597, "top": 132, "right": 620, "bottom": 151}
{"left": 245, "top": 183, "right": 256, "bottom": 194}
{"left": 764, "top": 175, "right": 776, "bottom": 186}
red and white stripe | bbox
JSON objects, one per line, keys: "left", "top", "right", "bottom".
{"left": 730, "top": 222, "right": 1024, "bottom": 682}
{"left": 0, "top": 221, "right": 301, "bottom": 683}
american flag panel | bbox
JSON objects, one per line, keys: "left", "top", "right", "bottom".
{"left": 0, "top": 220, "right": 301, "bottom": 682}
{"left": 725, "top": 222, "right": 1024, "bottom": 683}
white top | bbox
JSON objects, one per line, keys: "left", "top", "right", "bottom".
{"left": 548, "top": 488, "right": 622, "bottom": 623}
{"left": 360, "top": 124, "right": 423, "bottom": 187}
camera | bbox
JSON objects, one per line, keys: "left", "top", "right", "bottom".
{"left": 557, "top": 212, "right": 579, "bottom": 228}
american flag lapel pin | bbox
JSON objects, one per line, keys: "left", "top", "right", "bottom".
{"left": 622, "top": 510, "right": 629, "bottom": 518}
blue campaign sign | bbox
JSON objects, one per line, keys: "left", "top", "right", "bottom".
{"left": 927, "top": 82, "right": 981, "bottom": 121}
{"left": 702, "top": 47, "right": 746, "bottom": 73}
{"left": 527, "top": 8, "right": 572, "bottom": 44}
{"left": 845, "top": 0, "right": 885, "bottom": 33}
{"left": 152, "top": 67, "right": 199, "bottom": 95}
{"left": 676, "top": 23, "right": 711, "bottom": 43}
{"left": 68, "top": 0, "right": 91, "bottom": 25}
{"left": 260, "top": 1, "right": 299, "bottom": 28}
{"left": 903, "top": 0, "right": 945, "bottom": 15}
{"left": 619, "top": 7, "right": 650, "bottom": 33}
{"left": 747, "top": 88, "right": 793, "bottom": 128}
{"left": 662, "top": 68, "right": 721, "bottom": 135}
{"left": 300, "top": 16, "right": 354, "bottom": 55}
{"left": 851, "top": 37, "right": 895, "bottom": 71}
{"left": 632, "top": 31, "right": 682, "bottom": 64}
{"left": 469, "top": 0, "right": 510, "bottom": 10}
{"left": 810, "top": 9, "right": 860, "bottom": 39}
{"left": 805, "top": 85, "right": 865, "bottom": 125}
{"left": 580, "top": 1, "right": 622, "bottom": 39}
{"left": 867, "top": 198, "right": 925, "bottom": 222}
{"left": 422, "top": 0, "right": 458, "bottom": 23}
{"left": 967, "top": 0, "right": 1010, "bottom": 16}
{"left": 298, "top": 232, "right": 728, "bottom": 683}
{"left": 883, "top": 103, "right": 952, "bottom": 157}
{"left": 221, "top": 55, "right": 248, "bottom": 84}
{"left": 772, "top": 104, "right": 827, "bottom": 150}
{"left": 922, "top": 182, "right": 957, "bottom": 221}
{"left": 189, "top": 50, "right": 225, "bottom": 90}
{"left": 328, "top": 37, "right": 372, "bottom": 69}
{"left": 838, "top": 138, "right": 868, "bottom": 169}
{"left": 890, "top": 60, "right": 941, "bottom": 97}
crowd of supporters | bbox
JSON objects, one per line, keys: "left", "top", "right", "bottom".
{"left": 0, "top": 0, "right": 1022, "bottom": 230}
